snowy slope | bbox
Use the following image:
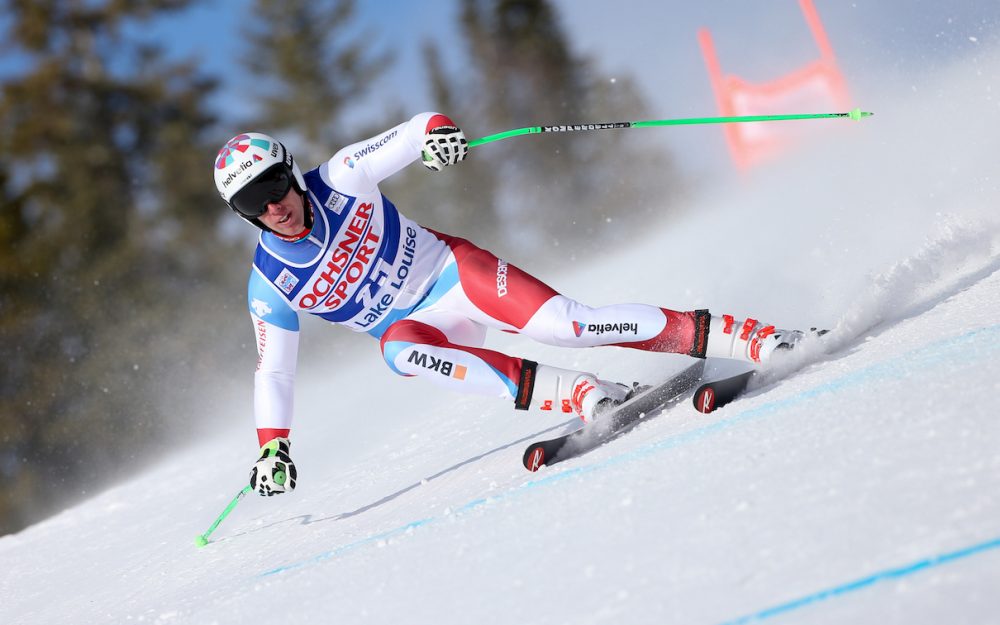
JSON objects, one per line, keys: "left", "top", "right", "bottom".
{"left": 3, "top": 41, "right": 1000, "bottom": 625}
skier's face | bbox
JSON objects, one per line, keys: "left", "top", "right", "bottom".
{"left": 258, "top": 187, "right": 306, "bottom": 236}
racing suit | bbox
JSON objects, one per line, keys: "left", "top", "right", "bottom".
{"left": 248, "top": 113, "right": 708, "bottom": 446}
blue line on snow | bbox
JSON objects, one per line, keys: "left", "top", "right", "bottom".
{"left": 715, "top": 535, "right": 1000, "bottom": 625}
{"left": 261, "top": 518, "right": 434, "bottom": 576}
{"left": 512, "top": 322, "right": 1000, "bottom": 494}
{"left": 259, "top": 324, "right": 1000, "bottom": 592}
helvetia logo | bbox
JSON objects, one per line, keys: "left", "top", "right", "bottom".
{"left": 221, "top": 160, "right": 253, "bottom": 188}
{"left": 572, "top": 321, "right": 639, "bottom": 336}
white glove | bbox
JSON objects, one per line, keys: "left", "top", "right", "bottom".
{"left": 421, "top": 116, "right": 468, "bottom": 171}
{"left": 250, "top": 437, "right": 297, "bottom": 496}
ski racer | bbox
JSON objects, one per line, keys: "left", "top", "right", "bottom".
{"left": 213, "top": 113, "right": 810, "bottom": 496}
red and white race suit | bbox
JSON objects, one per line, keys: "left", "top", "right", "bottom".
{"left": 247, "top": 113, "right": 715, "bottom": 446}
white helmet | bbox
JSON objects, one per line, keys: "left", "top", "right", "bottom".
{"left": 213, "top": 132, "right": 308, "bottom": 230}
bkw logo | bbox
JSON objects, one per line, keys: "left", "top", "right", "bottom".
{"left": 407, "top": 351, "right": 468, "bottom": 380}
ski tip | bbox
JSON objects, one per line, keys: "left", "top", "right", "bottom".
{"left": 195, "top": 534, "right": 209, "bottom": 548}
{"left": 523, "top": 446, "right": 546, "bottom": 472}
{"left": 694, "top": 386, "right": 717, "bottom": 414}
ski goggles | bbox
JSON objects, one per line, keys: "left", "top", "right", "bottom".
{"left": 229, "top": 163, "right": 294, "bottom": 219}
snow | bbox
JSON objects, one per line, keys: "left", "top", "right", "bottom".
{"left": 3, "top": 35, "right": 1000, "bottom": 625}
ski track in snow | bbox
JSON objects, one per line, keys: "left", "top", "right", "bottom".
{"left": 259, "top": 318, "right": 1000, "bottom": 582}
{"left": 831, "top": 218, "right": 1000, "bottom": 345}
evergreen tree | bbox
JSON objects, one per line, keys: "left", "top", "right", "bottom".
{"left": 419, "top": 0, "right": 685, "bottom": 258}
{"left": 385, "top": 43, "right": 504, "bottom": 246}
{"left": 240, "top": 0, "right": 392, "bottom": 167}
{"left": 0, "top": 0, "right": 234, "bottom": 535}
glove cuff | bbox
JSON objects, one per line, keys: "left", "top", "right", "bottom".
{"left": 425, "top": 113, "right": 458, "bottom": 133}
{"left": 259, "top": 436, "right": 292, "bottom": 459}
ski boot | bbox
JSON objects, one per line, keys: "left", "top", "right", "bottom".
{"left": 527, "top": 364, "right": 637, "bottom": 423}
{"left": 704, "top": 314, "right": 824, "bottom": 365}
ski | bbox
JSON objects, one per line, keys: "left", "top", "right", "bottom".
{"left": 692, "top": 369, "right": 755, "bottom": 414}
{"left": 522, "top": 360, "right": 706, "bottom": 472}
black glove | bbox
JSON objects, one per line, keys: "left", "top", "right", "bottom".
{"left": 249, "top": 437, "right": 297, "bottom": 496}
{"left": 422, "top": 117, "right": 468, "bottom": 171}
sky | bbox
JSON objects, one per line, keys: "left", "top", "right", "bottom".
{"left": 5, "top": 1, "right": 999, "bottom": 177}
{"left": 135, "top": 0, "right": 464, "bottom": 129}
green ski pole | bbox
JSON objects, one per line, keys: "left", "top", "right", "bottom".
{"left": 468, "top": 107, "right": 873, "bottom": 149}
{"left": 195, "top": 485, "right": 252, "bottom": 548}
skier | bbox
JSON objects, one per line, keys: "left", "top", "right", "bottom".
{"left": 213, "top": 112, "right": 809, "bottom": 496}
